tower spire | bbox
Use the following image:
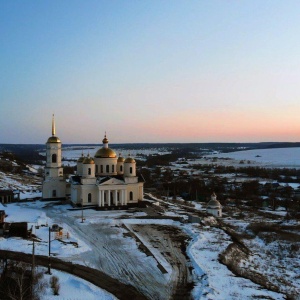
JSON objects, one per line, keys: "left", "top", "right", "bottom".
{"left": 52, "top": 114, "right": 56, "bottom": 136}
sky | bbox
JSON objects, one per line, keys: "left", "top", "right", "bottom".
{"left": 1, "top": 0, "right": 300, "bottom": 144}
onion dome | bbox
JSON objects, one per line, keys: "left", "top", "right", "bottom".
{"left": 95, "top": 133, "right": 117, "bottom": 158}
{"left": 102, "top": 135, "right": 109, "bottom": 144}
{"left": 125, "top": 156, "right": 136, "bottom": 163}
{"left": 207, "top": 193, "right": 221, "bottom": 209}
{"left": 117, "top": 153, "right": 125, "bottom": 162}
{"left": 95, "top": 148, "right": 117, "bottom": 158}
{"left": 47, "top": 136, "right": 61, "bottom": 143}
{"left": 77, "top": 153, "right": 85, "bottom": 163}
{"left": 83, "top": 154, "right": 95, "bottom": 164}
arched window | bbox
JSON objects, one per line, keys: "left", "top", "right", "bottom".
{"left": 130, "top": 167, "right": 133, "bottom": 174}
{"left": 106, "top": 165, "right": 109, "bottom": 173}
{"left": 88, "top": 193, "right": 92, "bottom": 203}
{"left": 129, "top": 191, "right": 133, "bottom": 201}
{"left": 112, "top": 165, "right": 114, "bottom": 172}
{"left": 52, "top": 154, "right": 57, "bottom": 163}
{"left": 104, "top": 192, "right": 106, "bottom": 202}
{"left": 101, "top": 165, "right": 103, "bottom": 173}
{"left": 88, "top": 168, "right": 91, "bottom": 175}
{"left": 52, "top": 190, "right": 56, "bottom": 197}
{"left": 96, "top": 165, "right": 98, "bottom": 173}
{"left": 120, "top": 166, "right": 123, "bottom": 172}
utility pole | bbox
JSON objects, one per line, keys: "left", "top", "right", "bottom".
{"left": 47, "top": 227, "right": 52, "bottom": 275}
{"left": 31, "top": 239, "right": 35, "bottom": 300}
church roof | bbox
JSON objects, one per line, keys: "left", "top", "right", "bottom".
{"left": 83, "top": 156, "right": 95, "bottom": 164}
{"left": 207, "top": 193, "right": 221, "bottom": 209}
{"left": 125, "top": 157, "right": 135, "bottom": 163}
{"left": 47, "top": 136, "right": 61, "bottom": 143}
{"left": 94, "top": 147, "right": 117, "bottom": 158}
{"left": 77, "top": 153, "right": 85, "bottom": 163}
{"left": 207, "top": 199, "right": 221, "bottom": 209}
{"left": 117, "top": 156, "right": 125, "bottom": 162}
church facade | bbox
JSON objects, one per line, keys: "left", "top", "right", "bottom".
{"left": 42, "top": 116, "right": 144, "bottom": 208}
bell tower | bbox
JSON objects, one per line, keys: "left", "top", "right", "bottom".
{"left": 44, "top": 114, "right": 63, "bottom": 178}
{"left": 42, "top": 115, "right": 66, "bottom": 199}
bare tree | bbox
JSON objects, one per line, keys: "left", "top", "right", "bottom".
{"left": 0, "top": 260, "right": 47, "bottom": 300}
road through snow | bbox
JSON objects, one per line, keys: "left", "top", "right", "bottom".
{"left": 44, "top": 206, "right": 189, "bottom": 300}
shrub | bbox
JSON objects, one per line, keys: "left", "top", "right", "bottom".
{"left": 50, "top": 276, "right": 60, "bottom": 296}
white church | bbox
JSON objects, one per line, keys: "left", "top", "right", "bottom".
{"left": 42, "top": 116, "right": 144, "bottom": 208}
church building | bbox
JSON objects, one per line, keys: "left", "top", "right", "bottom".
{"left": 206, "top": 193, "right": 222, "bottom": 217}
{"left": 42, "top": 116, "right": 144, "bottom": 208}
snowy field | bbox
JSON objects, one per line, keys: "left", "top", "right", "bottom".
{"left": 208, "top": 147, "right": 300, "bottom": 168}
{"left": 0, "top": 201, "right": 286, "bottom": 299}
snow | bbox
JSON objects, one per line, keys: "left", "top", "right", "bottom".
{"left": 185, "top": 225, "right": 284, "bottom": 300}
{"left": 209, "top": 147, "right": 300, "bottom": 168}
{"left": 42, "top": 269, "right": 116, "bottom": 300}
{"left": 0, "top": 201, "right": 288, "bottom": 299}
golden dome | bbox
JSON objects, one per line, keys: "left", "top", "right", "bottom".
{"left": 77, "top": 154, "right": 85, "bottom": 163}
{"left": 83, "top": 156, "right": 95, "bottom": 164}
{"left": 118, "top": 156, "right": 125, "bottom": 162}
{"left": 94, "top": 147, "right": 117, "bottom": 158}
{"left": 47, "top": 136, "right": 61, "bottom": 143}
{"left": 125, "top": 157, "right": 136, "bottom": 163}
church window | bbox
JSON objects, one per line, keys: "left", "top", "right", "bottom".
{"left": 88, "top": 168, "right": 91, "bottom": 175}
{"left": 96, "top": 165, "right": 98, "bottom": 173}
{"left": 117, "top": 192, "right": 120, "bottom": 201}
{"left": 52, "top": 154, "right": 57, "bottom": 163}
{"left": 130, "top": 167, "right": 133, "bottom": 174}
{"left": 52, "top": 190, "right": 56, "bottom": 197}
{"left": 106, "top": 165, "right": 109, "bottom": 173}
{"left": 129, "top": 191, "right": 133, "bottom": 201}
{"left": 88, "top": 193, "right": 92, "bottom": 203}
{"left": 120, "top": 166, "right": 123, "bottom": 172}
{"left": 104, "top": 192, "right": 106, "bottom": 202}
{"left": 101, "top": 165, "right": 103, "bottom": 173}
{"left": 112, "top": 165, "right": 114, "bottom": 172}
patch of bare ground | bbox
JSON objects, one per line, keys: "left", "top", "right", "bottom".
{"left": 219, "top": 221, "right": 299, "bottom": 299}
{"left": 247, "top": 222, "right": 300, "bottom": 242}
{"left": 219, "top": 243, "right": 282, "bottom": 294}
{"left": 128, "top": 224, "right": 194, "bottom": 300}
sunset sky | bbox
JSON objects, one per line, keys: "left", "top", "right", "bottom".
{"left": 1, "top": 1, "right": 300, "bottom": 144}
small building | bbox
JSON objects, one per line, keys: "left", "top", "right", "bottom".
{"left": 8, "top": 222, "right": 28, "bottom": 238}
{"left": 206, "top": 193, "right": 222, "bottom": 217}
{"left": 0, "top": 190, "right": 14, "bottom": 204}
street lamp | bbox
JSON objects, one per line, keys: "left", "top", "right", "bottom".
{"left": 46, "top": 226, "right": 56, "bottom": 275}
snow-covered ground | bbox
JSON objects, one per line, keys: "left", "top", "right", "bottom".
{"left": 0, "top": 201, "right": 287, "bottom": 299}
{"left": 208, "top": 147, "right": 300, "bottom": 168}
{"left": 42, "top": 268, "right": 116, "bottom": 300}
